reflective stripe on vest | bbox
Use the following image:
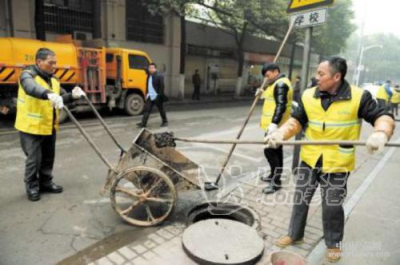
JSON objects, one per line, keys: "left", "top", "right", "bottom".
{"left": 260, "top": 77, "right": 293, "bottom": 131}
{"left": 15, "top": 74, "right": 61, "bottom": 135}
{"left": 300, "top": 86, "right": 363, "bottom": 173}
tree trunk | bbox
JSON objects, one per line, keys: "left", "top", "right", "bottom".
{"left": 235, "top": 25, "right": 247, "bottom": 97}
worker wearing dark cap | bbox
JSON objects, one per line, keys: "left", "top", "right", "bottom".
{"left": 255, "top": 63, "right": 293, "bottom": 194}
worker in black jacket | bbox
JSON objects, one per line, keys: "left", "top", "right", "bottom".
{"left": 137, "top": 63, "right": 168, "bottom": 128}
{"left": 255, "top": 63, "right": 293, "bottom": 194}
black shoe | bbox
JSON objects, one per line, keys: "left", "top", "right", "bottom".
{"left": 160, "top": 122, "right": 168, "bottom": 127}
{"left": 260, "top": 174, "right": 273, "bottom": 182}
{"left": 40, "top": 182, "right": 63, "bottom": 193}
{"left": 27, "top": 188, "right": 40, "bottom": 201}
{"left": 262, "top": 183, "right": 281, "bottom": 194}
{"left": 136, "top": 122, "right": 146, "bottom": 128}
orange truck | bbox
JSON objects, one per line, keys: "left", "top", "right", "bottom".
{"left": 0, "top": 37, "right": 151, "bottom": 121}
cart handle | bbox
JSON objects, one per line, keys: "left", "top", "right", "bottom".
{"left": 62, "top": 106, "right": 118, "bottom": 173}
{"left": 81, "top": 95, "right": 126, "bottom": 154}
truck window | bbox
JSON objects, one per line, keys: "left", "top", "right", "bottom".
{"left": 106, "top": 54, "right": 114, "bottom": 63}
{"left": 128, "top": 55, "right": 149, "bottom": 70}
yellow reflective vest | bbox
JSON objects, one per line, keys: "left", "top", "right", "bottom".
{"left": 300, "top": 86, "right": 363, "bottom": 173}
{"left": 376, "top": 85, "right": 390, "bottom": 102}
{"left": 260, "top": 77, "right": 293, "bottom": 131}
{"left": 15, "top": 74, "right": 60, "bottom": 135}
{"left": 391, "top": 90, "right": 400, "bottom": 104}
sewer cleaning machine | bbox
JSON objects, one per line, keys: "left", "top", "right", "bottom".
{"left": 0, "top": 37, "right": 152, "bottom": 122}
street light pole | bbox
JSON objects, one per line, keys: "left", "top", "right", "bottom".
{"left": 355, "top": 45, "right": 383, "bottom": 87}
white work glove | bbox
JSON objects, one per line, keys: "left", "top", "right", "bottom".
{"left": 366, "top": 131, "right": 389, "bottom": 154}
{"left": 72, "top": 86, "right": 86, "bottom": 99}
{"left": 264, "top": 130, "right": 284, "bottom": 149}
{"left": 255, "top": 88, "right": 264, "bottom": 98}
{"left": 47, "top": 93, "right": 64, "bottom": 109}
{"left": 267, "top": 123, "right": 278, "bottom": 135}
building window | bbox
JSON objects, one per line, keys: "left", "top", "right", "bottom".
{"left": 128, "top": 55, "right": 150, "bottom": 70}
{"left": 43, "top": 0, "right": 93, "bottom": 35}
{"left": 126, "top": 0, "right": 164, "bottom": 44}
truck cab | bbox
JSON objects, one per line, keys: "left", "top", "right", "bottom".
{"left": 106, "top": 48, "right": 151, "bottom": 116}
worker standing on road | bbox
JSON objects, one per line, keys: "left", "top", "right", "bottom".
{"left": 255, "top": 63, "right": 293, "bottom": 194}
{"left": 264, "top": 57, "right": 395, "bottom": 263}
{"left": 15, "top": 48, "right": 86, "bottom": 202}
{"left": 137, "top": 63, "right": 168, "bottom": 128}
{"left": 376, "top": 80, "right": 393, "bottom": 111}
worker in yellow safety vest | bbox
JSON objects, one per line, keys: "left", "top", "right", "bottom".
{"left": 15, "top": 48, "right": 85, "bottom": 201}
{"left": 255, "top": 63, "right": 293, "bottom": 194}
{"left": 264, "top": 57, "right": 395, "bottom": 263}
{"left": 376, "top": 80, "right": 393, "bottom": 111}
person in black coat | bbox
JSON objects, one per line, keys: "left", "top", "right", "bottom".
{"left": 192, "top": 69, "right": 201, "bottom": 100}
{"left": 137, "top": 63, "right": 168, "bottom": 127}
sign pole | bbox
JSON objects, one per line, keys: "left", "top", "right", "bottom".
{"left": 291, "top": 26, "right": 313, "bottom": 172}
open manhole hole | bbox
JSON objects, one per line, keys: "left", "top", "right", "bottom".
{"left": 187, "top": 202, "right": 261, "bottom": 230}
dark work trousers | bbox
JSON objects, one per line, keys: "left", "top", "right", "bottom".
{"left": 192, "top": 85, "right": 200, "bottom": 100}
{"left": 288, "top": 160, "right": 349, "bottom": 248}
{"left": 20, "top": 131, "right": 56, "bottom": 190}
{"left": 264, "top": 145, "right": 283, "bottom": 185}
{"left": 141, "top": 97, "right": 168, "bottom": 126}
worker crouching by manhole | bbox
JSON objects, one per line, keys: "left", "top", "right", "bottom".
{"left": 264, "top": 57, "right": 395, "bottom": 263}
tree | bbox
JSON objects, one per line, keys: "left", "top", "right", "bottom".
{"left": 348, "top": 34, "right": 400, "bottom": 84}
{"left": 200, "top": 0, "right": 288, "bottom": 96}
{"left": 142, "top": 0, "right": 199, "bottom": 98}
{"left": 312, "top": 0, "right": 356, "bottom": 57}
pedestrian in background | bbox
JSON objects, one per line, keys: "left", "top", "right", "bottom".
{"left": 137, "top": 63, "right": 168, "bottom": 128}
{"left": 192, "top": 69, "right": 201, "bottom": 100}
{"left": 265, "top": 57, "right": 395, "bottom": 263}
{"left": 255, "top": 63, "right": 293, "bottom": 194}
{"left": 15, "top": 48, "right": 85, "bottom": 201}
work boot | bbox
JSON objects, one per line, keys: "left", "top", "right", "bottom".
{"left": 160, "top": 122, "right": 168, "bottom": 127}
{"left": 260, "top": 173, "right": 273, "bottom": 182}
{"left": 262, "top": 182, "right": 281, "bottom": 194}
{"left": 326, "top": 248, "right": 341, "bottom": 263}
{"left": 136, "top": 122, "right": 146, "bottom": 128}
{"left": 276, "top": 235, "right": 304, "bottom": 248}
{"left": 26, "top": 188, "right": 40, "bottom": 201}
{"left": 40, "top": 182, "right": 63, "bottom": 193}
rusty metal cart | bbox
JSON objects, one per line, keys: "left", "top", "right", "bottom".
{"left": 63, "top": 101, "right": 202, "bottom": 227}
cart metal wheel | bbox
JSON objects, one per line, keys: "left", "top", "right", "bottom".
{"left": 110, "top": 166, "right": 177, "bottom": 227}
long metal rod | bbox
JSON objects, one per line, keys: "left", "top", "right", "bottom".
{"left": 213, "top": 20, "right": 296, "bottom": 186}
{"left": 62, "top": 106, "right": 117, "bottom": 173}
{"left": 81, "top": 95, "right": 126, "bottom": 153}
{"left": 174, "top": 137, "right": 400, "bottom": 147}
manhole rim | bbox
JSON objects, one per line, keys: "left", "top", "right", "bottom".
{"left": 187, "top": 201, "right": 261, "bottom": 231}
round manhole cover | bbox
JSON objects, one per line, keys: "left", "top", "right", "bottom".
{"left": 182, "top": 219, "right": 264, "bottom": 265}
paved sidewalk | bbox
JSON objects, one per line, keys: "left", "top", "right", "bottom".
{"left": 85, "top": 126, "right": 400, "bottom": 265}
{"left": 166, "top": 93, "right": 254, "bottom": 106}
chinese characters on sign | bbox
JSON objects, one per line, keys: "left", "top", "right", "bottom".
{"left": 290, "top": 9, "right": 327, "bottom": 29}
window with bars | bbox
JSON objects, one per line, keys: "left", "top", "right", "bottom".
{"left": 42, "top": 0, "right": 93, "bottom": 34}
{"left": 126, "top": 1, "right": 164, "bottom": 44}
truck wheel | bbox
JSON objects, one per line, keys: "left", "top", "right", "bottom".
{"left": 58, "top": 108, "right": 69, "bottom": 124}
{"left": 125, "top": 94, "right": 144, "bottom": 116}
